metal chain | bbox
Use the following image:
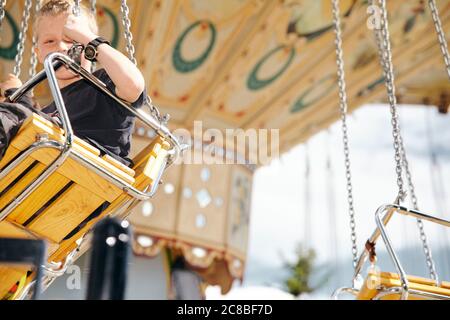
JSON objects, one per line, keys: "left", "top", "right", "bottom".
{"left": 73, "top": 0, "right": 81, "bottom": 16}
{"left": 373, "top": 0, "right": 405, "bottom": 201}
{"left": 0, "top": 0, "right": 6, "bottom": 32}
{"left": 13, "top": 0, "right": 33, "bottom": 78}
{"left": 29, "top": 0, "right": 41, "bottom": 79}
{"left": 90, "top": 0, "right": 97, "bottom": 72}
{"left": 375, "top": 0, "right": 438, "bottom": 282}
{"left": 119, "top": 0, "right": 167, "bottom": 124}
{"left": 429, "top": 0, "right": 450, "bottom": 81}
{"left": 399, "top": 135, "right": 439, "bottom": 282}
{"left": 90, "top": 0, "right": 96, "bottom": 15}
{"left": 119, "top": 0, "right": 137, "bottom": 65}
{"left": 332, "top": 0, "right": 359, "bottom": 270}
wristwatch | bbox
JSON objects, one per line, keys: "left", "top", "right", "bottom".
{"left": 84, "top": 37, "right": 110, "bottom": 62}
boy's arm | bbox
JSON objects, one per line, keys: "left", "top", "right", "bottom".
{"left": 0, "top": 74, "right": 22, "bottom": 98}
{"left": 0, "top": 74, "right": 35, "bottom": 109}
{"left": 64, "top": 15, "right": 146, "bottom": 103}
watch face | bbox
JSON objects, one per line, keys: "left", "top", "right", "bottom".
{"left": 85, "top": 46, "right": 96, "bottom": 60}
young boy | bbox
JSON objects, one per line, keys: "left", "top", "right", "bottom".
{"left": 0, "top": 0, "right": 146, "bottom": 166}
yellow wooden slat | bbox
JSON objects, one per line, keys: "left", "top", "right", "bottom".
{"left": 0, "top": 266, "right": 28, "bottom": 299}
{"left": 357, "top": 271, "right": 450, "bottom": 300}
{"left": 379, "top": 271, "right": 438, "bottom": 286}
{"left": 33, "top": 115, "right": 101, "bottom": 156}
{"left": 0, "top": 162, "right": 47, "bottom": 211}
{"left": 0, "top": 157, "right": 35, "bottom": 194}
{"left": 0, "top": 220, "right": 36, "bottom": 238}
{"left": 7, "top": 172, "right": 70, "bottom": 224}
{"left": 143, "top": 145, "right": 169, "bottom": 184}
{"left": 49, "top": 169, "right": 153, "bottom": 262}
{"left": 11, "top": 114, "right": 135, "bottom": 185}
{"left": 0, "top": 146, "right": 21, "bottom": 170}
{"left": 13, "top": 115, "right": 100, "bottom": 156}
{"left": 28, "top": 148, "right": 122, "bottom": 203}
{"left": 27, "top": 184, "right": 106, "bottom": 243}
{"left": 132, "top": 136, "right": 164, "bottom": 169}
{"left": 49, "top": 138, "right": 170, "bottom": 262}
{"left": 101, "top": 154, "right": 135, "bottom": 177}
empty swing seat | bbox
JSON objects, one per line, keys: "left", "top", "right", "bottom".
{"left": 0, "top": 112, "right": 171, "bottom": 299}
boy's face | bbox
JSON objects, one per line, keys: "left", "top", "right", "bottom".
{"left": 36, "top": 13, "right": 90, "bottom": 81}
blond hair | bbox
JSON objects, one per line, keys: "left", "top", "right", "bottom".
{"left": 36, "top": 0, "right": 98, "bottom": 37}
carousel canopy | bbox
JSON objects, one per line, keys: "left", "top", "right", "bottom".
{"left": 1, "top": 0, "right": 449, "bottom": 157}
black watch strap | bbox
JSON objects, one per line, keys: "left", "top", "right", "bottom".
{"left": 90, "top": 37, "right": 111, "bottom": 48}
{"left": 84, "top": 37, "right": 111, "bottom": 62}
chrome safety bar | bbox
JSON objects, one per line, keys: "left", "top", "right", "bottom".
{"left": 0, "top": 53, "right": 187, "bottom": 299}
{"left": 334, "top": 204, "right": 450, "bottom": 300}
{"left": 0, "top": 53, "right": 187, "bottom": 222}
{"left": 8, "top": 52, "right": 185, "bottom": 165}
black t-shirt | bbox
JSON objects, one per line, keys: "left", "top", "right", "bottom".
{"left": 42, "top": 69, "right": 145, "bottom": 166}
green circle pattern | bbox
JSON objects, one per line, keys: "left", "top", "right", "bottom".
{"left": 172, "top": 20, "right": 216, "bottom": 73}
{"left": 0, "top": 11, "right": 20, "bottom": 60}
{"left": 290, "top": 75, "right": 336, "bottom": 113}
{"left": 247, "top": 45, "right": 295, "bottom": 91}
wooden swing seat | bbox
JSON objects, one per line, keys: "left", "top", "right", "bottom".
{"left": 0, "top": 112, "right": 171, "bottom": 298}
{"left": 357, "top": 270, "right": 450, "bottom": 300}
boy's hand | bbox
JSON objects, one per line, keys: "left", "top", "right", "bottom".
{"left": 63, "top": 14, "right": 97, "bottom": 46}
{"left": 0, "top": 74, "right": 22, "bottom": 96}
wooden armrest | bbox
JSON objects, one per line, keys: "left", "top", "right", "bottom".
{"left": 11, "top": 114, "right": 135, "bottom": 186}
{"left": 101, "top": 154, "right": 135, "bottom": 177}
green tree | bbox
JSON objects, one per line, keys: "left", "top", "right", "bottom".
{"left": 283, "top": 245, "right": 317, "bottom": 297}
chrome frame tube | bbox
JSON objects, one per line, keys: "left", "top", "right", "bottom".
{"left": 374, "top": 205, "right": 410, "bottom": 299}
{"left": 353, "top": 205, "right": 397, "bottom": 279}
{"left": 350, "top": 203, "right": 450, "bottom": 300}
{"left": 0, "top": 140, "right": 67, "bottom": 221}
{"left": 0, "top": 137, "right": 163, "bottom": 223}
{"left": 0, "top": 54, "right": 76, "bottom": 222}
{"left": 0, "top": 52, "right": 180, "bottom": 224}
{"left": 373, "top": 286, "right": 450, "bottom": 300}
{"left": 8, "top": 53, "right": 183, "bottom": 165}
{"left": 331, "top": 287, "right": 360, "bottom": 300}
{"left": 372, "top": 286, "right": 403, "bottom": 300}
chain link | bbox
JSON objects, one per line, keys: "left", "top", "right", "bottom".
{"left": 373, "top": 0, "right": 405, "bottom": 201}
{"left": 13, "top": 0, "right": 32, "bottom": 78}
{"left": 119, "top": 0, "right": 168, "bottom": 124}
{"left": 332, "top": 0, "right": 359, "bottom": 270}
{"left": 73, "top": 0, "right": 81, "bottom": 16}
{"left": 399, "top": 135, "right": 438, "bottom": 282}
{"left": 90, "top": 0, "right": 96, "bottom": 15}
{"left": 374, "top": 0, "right": 438, "bottom": 282}
{"left": 119, "top": 0, "right": 137, "bottom": 65}
{"left": 0, "top": 0, "right": 6, "bottom": 32}
{"left": 29, "top": 0, "right": 41, "bottom": 79}
{"left": 90, "top": 0, "right": 97, "bottom": 72}
{"left": 429, "top": 0, "right": 450, "bottom": 81}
